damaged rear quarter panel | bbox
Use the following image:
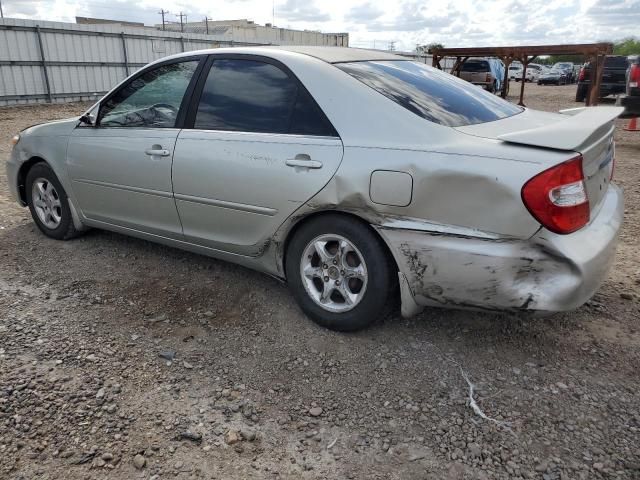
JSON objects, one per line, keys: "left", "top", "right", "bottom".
{"left": 269, "top": 135, "right": 560, "bottom": 277}
{"left": 376, "top": 227, "right": 579, "bottom": 311}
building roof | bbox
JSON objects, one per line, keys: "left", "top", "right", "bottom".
{"left": 257, "top": 46, "right": 404, "bottom": 64}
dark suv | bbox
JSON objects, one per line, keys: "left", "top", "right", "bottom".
{"left": 616, "top": 55, "right": 640, "bottom": 116}
{"left": 575, "top": 55, "right": 629, "bottom": 102}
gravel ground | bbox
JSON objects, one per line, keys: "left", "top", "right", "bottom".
{"left": 0, "top": 83, "right": 639, "bottom": 480}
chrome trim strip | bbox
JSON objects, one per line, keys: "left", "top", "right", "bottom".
{"left": 74, "top": 179, "right": 174, "bottom": 198}
{"left": 174, "top": 193, "right": 278, "bottom": 216}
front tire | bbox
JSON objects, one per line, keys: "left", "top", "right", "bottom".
{"left": 285, "top": 215, "right": 395, "bottom": 332}
{"left": 26, "top": 162, "right": 79, "bottom": 240}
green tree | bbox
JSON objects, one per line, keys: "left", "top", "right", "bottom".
{"left": 416, "top": 42, "right": 444, "bottom": 54}
{"left": 613, "top": 37, "right": 640, "bottom": 55}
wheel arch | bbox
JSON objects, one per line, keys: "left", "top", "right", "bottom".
{"left": 17, "top": 156, "right": 49, "bottom": 205}
{"left": 280, "top": 209, "right": 400, "bottom": 284}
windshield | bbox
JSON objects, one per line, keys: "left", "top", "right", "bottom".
{"left": 336, "top": 61, "right": 523, "bottom": 127}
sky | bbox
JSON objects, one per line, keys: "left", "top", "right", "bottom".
{"left": 2, "top": 0, "right": 639, "bottom": 51}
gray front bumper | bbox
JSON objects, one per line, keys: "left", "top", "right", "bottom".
{"left": 5, "top": 147, "right": 22, "bottom": 204}
{"left": 377, "top": 185, "right": 624, "bottom": 316}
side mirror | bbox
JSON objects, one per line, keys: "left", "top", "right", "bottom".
{"left": 79, "top": 113, "right": 95, "bottom": 126}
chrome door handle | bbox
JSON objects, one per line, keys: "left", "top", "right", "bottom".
{"left": 145, "top": 148, "right": 170, "bottom": 157}
{"left": 286, "top": 155, "right": 322, "bottom": 169}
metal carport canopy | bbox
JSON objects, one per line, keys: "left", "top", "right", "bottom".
{"left": 431, "top": 43, "right": 614, "bottom": 106}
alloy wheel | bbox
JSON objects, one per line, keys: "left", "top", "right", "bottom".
{"left": 31, "top": 178, "right": 62, "bottom": 229}
{"left": 299, "top": 234, "right": 368, "bottom": 313}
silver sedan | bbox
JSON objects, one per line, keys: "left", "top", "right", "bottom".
{"left": 6, "top": 46, "right": 624, "bottom": 331}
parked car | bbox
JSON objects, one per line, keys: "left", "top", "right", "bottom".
{"left": 509, "top": 64, "right": 523, "bottom": 81}
{"left": 525, "top": 63, "right": 543, "bottom": 82}
{"left": 6, "top": 46, "right": 623, "bottom": 332}
{"left": 537, "top": 69, "right": 568, "bottom": 85}
{"left": 553, "top": 62, "right": 575, "bottom": 83}
{"left": 459, "top": 58, "right": 504, "bottom": 93}
{"left": 576, "top": 55, "right": 629, "bottom": 102}
{"left": 616, "top": 54, "right": 640, "bottom": 116}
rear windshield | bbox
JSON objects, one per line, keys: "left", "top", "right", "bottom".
{"left": 336, "top": 60, "right": 523, "bottom": 127}
{"left": 604, "top": 56, "right": 629, "bottom": 68}
{"left": 461, "top": 60, "right": 490, "bottom": 72}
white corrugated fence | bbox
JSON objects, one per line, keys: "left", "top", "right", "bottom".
{"left": 0, "top": 18, "right": 347, "bottom": 106}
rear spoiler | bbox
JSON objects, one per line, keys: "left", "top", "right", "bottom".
{"left": 498, "top": 106, "right": 623, "bottom": 151}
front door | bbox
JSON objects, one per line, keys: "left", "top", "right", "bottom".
{"left": 66, "top": 57, "right": 203, "bottom": 238}
{"left": 171, "top": 57, "right": 344, "bottom": 256}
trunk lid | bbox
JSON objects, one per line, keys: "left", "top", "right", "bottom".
{"left": 456, "top": 106, "right": 622, "bottom": 218}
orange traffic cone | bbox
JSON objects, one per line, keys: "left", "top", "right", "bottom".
{"left": 624, "top": 117, "right": 640, "bottom": 131}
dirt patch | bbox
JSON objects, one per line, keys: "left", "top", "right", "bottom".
{"left": 1, "top": 83, "right": 639, "bottom": 479}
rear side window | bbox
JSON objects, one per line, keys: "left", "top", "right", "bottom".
{"left": 337, "top": 61, "right": 522, "bottom": 127}
{"left": 461, "top": 61, "right": 490, "bottom": 72}
{"left": 194, "top": 59, "right": 336, "bottom": 136}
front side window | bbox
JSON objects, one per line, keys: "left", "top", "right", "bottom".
{"left": 337, "top": 61, "right": 523, "bottom": 127}
{"left": 194, "top": 59, "right": 336, "bottom": 136}
{"left": 99, "top": 60, "right": 199, "bottom": 128}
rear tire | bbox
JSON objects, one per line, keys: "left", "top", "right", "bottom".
{"left": 26, "top": 162, "right": 80, "bottom": 240}
{"left": 285, "top": 215, "right": 395, "bottom": 332}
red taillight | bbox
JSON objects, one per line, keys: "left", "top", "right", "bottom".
{"left": 630, "top": 64, "right": 640, "bottom": 87}
{"left": 578, "top": 67, "right": 586, "bottom": 81}
{"left": 521, "top": 156, "right": 590, "bottom": 234}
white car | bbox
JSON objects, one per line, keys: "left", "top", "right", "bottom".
{"left": 526, "top": 64, "right": 544, "bottom": 82}
{"left": 509, "top": 64, "right": 523, "bottom": 81}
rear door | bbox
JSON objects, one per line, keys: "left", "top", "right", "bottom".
{"left": 172, "top": 56, "right": 344, "bottom": 256}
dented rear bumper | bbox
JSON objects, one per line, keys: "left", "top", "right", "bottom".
{"left": 376, "top": 185, "right": 623, "bottom": 317}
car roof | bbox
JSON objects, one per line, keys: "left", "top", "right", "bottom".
{"left": 161, "top": 46, "right": 406, "bottom": 65}
{"left": 255, "top": 46, "right": 405, "bottom": 63}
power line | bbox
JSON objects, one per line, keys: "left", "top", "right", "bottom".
{"left": 176, "top": 11, "right": 187, "bottom": 32}
{"left": 158, "top": 9, "right": 169, "bottom": 31}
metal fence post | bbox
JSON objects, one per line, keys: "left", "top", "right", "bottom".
{"left": 180, "top": 36, "right": 185, "bottom": 52}
{"left": 35, "top": 25, "right": 53, "bottom": 103}
{"left": 120, "top": 33, "right": 130, "bottom": 76}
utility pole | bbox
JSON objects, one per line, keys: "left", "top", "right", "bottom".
{"left": 204, "top": 16, "right": 212, "bottom": 35}
{"left": 158, "top": 9, "right": 169, "bottom": 30}
{"left": 1, "top": 0, "right": 4, "bottom": 20}
{"left": 177, "top": 12, "right": 187, "bottom": 33}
